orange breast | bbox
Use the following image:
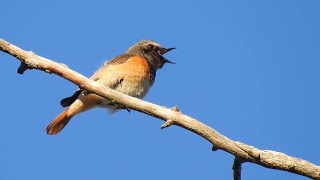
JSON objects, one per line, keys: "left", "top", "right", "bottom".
{"left": 107, "top": 55, "right": 153, "bottom": 98}
{"left": 117, "top": 55, "right": 152, "bottom": 83}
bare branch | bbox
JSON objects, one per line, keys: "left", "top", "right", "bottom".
{"left": 1, "top": 38, "right": 320, "bottom": 179}
{"left": 233, "top": 157, "right": 244, "bottom": 180}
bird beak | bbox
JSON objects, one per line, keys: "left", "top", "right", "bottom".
{"left": 159, "top": 47, "right": 176, "bottom": 64}
{"left": 159, "top": 47, "right": 176, "bottom": 55}
{"left": 163, "top": 58, "right": 175, "bottom": 64}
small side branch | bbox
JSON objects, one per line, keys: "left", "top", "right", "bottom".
{"left": 170, "top": 106, "right": 180, "bottom": 112}
{"left": 160, "top": 119, "right": 174, "bottom": 129}
{"left": 17, "top": 62, "right": 30, "bottom": 74}
{"left": 233, "top": 157, "right": 244, "bottom": 180}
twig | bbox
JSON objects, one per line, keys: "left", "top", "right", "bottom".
{"left": 1, "top": 38, "right": 320, "bottom": 179}
{"left": 233, "top": 157, "right": 244, "bottom": 180}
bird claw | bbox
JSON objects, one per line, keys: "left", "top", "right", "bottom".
{"left": 116, "top": 105, "right": 131, "bottom": 113}
{"left": 110, "top": 100, "right": 131, "bottom": 113}
{"left": 124, "top": 107, "right": 131, "bottom": 113}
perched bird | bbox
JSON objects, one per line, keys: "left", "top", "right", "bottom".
{"left": 46, "top": 40, "right": 175, "bottom": 135}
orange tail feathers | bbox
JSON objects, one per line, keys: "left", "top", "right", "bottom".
{"left": 46, "top": 108, "right": 73, "bottom": 135}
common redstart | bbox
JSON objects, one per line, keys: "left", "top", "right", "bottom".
{"left": 46, "top": 40, "right": 175, "bottom": 135}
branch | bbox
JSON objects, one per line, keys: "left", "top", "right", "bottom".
{"left": 233, "top": 157, "right": 243, "bottom": 180}
{"left": 1, "top": 38, "right": 320, "bottom": 180}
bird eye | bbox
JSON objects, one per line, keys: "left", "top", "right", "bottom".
{"left": 147, "top": 44, "right": 155, "bottom": 50}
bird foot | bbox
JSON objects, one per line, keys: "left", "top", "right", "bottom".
{"left": 110, "top": 100, "right": 131, "bottom": 113}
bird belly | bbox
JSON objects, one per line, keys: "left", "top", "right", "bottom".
{"left": 115, "top": 77, "right": 151, "bottom": 99}
{"left": 93, "top": 76, "right": 152, "bottom": 111}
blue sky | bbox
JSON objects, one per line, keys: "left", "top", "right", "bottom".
{"left": 1, "top": 0, "right": 319, "bottom": 179}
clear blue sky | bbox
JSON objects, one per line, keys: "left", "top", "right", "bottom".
{"left": 1, "top": 1, "right": 319, "bottom": 179}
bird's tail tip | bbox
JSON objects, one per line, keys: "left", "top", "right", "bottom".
{"left": 46, "top": 109, "right": 72, "bottom": 135}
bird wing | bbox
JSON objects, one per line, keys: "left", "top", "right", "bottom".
{"left": 60, "top": 53, "right": 136, "bottom": 107}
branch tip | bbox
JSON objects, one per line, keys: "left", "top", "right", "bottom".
{"left": 160, "top": 119, "right": 174, "bottom": 129}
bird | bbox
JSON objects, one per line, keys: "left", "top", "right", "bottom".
{"left": 46, "top": 40, "right": 175, "bottom": 135}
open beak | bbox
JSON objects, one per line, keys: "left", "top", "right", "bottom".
{"left": 159, "top": 47, "right": 176, "bottom": 64}
{"left": 159, "top": 47, "right": 175, "bottom": 55}
{"left": 163, "top": 58, "right": 175, "bottom": 64}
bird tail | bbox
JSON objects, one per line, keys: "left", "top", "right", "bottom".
{"left": 46, "top": 108, "right": 73, "bottom": 135}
